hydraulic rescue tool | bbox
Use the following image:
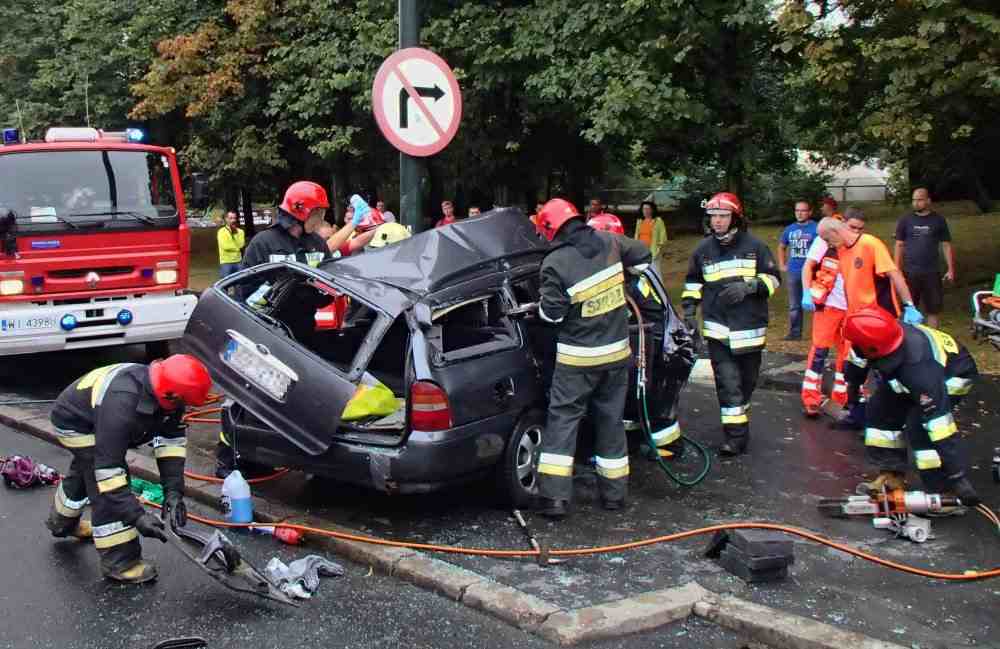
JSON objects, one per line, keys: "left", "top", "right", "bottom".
{"left": 818, "top": 487, "right": 965, "bottom": 543}
{"left": 166, "top": 523, "right": 298, "bottom": 606}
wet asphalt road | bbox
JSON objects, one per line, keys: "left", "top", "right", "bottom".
{"left": 3, "top": 345, "right": 1000, "bottom": 647}
{"left": 0, "top": 426, "right": 754, "bottom": 649}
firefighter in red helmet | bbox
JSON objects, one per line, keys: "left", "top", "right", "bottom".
{"left": 239, "top": 181, "right": 334, "bottom": 270}
{"left": 45, "top": 355, "right": 212, "bottom": 583}
{"left": 586, "top": 213, "right": 625, "bottom": 235}
{"left": 682, "top": 192, "right": 780, "bottom": 456}
{"left": 533, "top": 198, "right": 652, "bottom": 519}
{"left": 588, "top": 212, "right": 687, "bottom": 460}
{"left": 842, "top": 307, "right": 980, "bottom": 504}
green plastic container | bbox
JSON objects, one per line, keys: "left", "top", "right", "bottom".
{"left": 992, "top": 273, "right": 1000, "bottom": 296}
{"left": 129, "top": 476, "right": 164, "bottom": 504}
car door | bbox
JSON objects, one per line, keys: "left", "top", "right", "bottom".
{"left": 181, "top": 263, "right": 374, "bottom": 456}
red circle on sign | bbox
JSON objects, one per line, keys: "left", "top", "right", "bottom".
{"left": 372, "top": 47, "right": 462, "bottom": 157}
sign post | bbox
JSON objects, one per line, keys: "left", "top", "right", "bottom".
{"left": 398, "top": 0, "right": 423, "bottom": 233}
{"left": 381, "top": 1, "right": 462, "bottom": 233}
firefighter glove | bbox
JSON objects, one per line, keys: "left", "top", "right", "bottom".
{"left": 801, "top": 292, "right": 816, "bottom": 312}
{"left": 718, "top": 278, "right": 758, "bottom": 306}
{"left": 161, "top": 491, "right": 187, "bottom": 530}
{"left": 902, "top": 304, "right": 924, "bottom": 325}
{"left": 135, "top": 513, "right": 168, "bottom": 543}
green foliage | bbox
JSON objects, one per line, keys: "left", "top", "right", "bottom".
{"left": 777, "top": 0, "right": 1000, "bottom": 210}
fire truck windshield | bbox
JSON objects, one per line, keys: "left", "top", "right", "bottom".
{"left": 0, "top": 150, "right": 179, "bottom": 233}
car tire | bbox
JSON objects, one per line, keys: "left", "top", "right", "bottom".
{"left": 497, "top": 409, "right": 545, "bottom": 507}
{"left": 145, "top": 340, "right": 171, "bottom": 362}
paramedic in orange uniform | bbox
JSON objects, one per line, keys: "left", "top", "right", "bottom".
{"left": 816, "top": 208, "right": 922, "bottom": 428}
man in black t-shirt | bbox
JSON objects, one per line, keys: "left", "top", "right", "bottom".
{"left": 894, "top": 187, "right": 955, "bottom": 328}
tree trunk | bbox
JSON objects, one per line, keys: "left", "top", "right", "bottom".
{"left": 240, "top": 186, "right": 255, "bottom": 238}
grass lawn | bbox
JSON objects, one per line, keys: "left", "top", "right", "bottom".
{"left": 187, "top": 201, "right": 1000, "bottom": 373}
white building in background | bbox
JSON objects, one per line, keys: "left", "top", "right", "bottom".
{"left": 799, "top": 152, "right": 892, "bottom": 203}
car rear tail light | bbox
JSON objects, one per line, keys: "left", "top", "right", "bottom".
{"left": 410, "top": 380, "right": 452, "bottom": 431}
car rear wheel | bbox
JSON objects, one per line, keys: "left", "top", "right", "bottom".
{"left": 497, "top": 409, "right": 544, "bottom": 507}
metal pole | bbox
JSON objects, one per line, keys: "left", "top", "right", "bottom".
{"left": 399, "top": 0, "right": 426, "bottom": 232}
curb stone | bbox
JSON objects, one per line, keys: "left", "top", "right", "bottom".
{"left": 693, "top": 596, "right": 909, "bottom": 649}
{"left": 537, "top": 582, "right": 709, "bottom": 645}
{"left": 2, "top": 404, "right": 913, "bottom": 648}
{"left": 461, "top": 581, "right": 562, "bottom": 633}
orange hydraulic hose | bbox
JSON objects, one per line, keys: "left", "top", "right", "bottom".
{"left": 142, "top": 500, "right": 1000, "bottom": 582}
{"left": 180, "top": 397, "right": 288, "bottom": 485}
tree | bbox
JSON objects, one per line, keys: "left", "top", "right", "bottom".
{"left": 778, "top": 0, "right": 1000, "bottom": 210}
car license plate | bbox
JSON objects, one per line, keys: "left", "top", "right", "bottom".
{"left": 0, "top": 316, "right": 56, "bottom": 333}
{"left": 221, "top": 330, "right": 298, "bottom": 402}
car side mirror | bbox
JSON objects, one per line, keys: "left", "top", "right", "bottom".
{"left": 190, "top": 173, "right": 209, "bottom": 210}
{"left": 413, "top": 303, "right": 433, "bottom": 330}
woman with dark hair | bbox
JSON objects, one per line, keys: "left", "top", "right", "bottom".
{"left": 634, "top": 200, "right": 667, "bottom": 258}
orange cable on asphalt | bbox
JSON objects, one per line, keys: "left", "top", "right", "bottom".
{"left": 142, "top": 499, "right": 1000, "bottom": 582}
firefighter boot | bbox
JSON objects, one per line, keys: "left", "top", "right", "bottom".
{"left": 948, "top": 477, "right": 981, "bottom": 507}
{"left": 104, "top": 560, "right": 159, "bottom": 585}
{"left": 856, "top": 471, "right": 907, "bottom": 496}
{"left": 535, "top": 498, "right": 569, "bottom": 520}
{"left": 45, "top": 508, "right": 91, "bottom": 540}
{"left": 718, "top": 439, "right": 748, "bottom": 457}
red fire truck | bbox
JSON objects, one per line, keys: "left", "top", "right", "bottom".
{"left": 0, "top": 127, "right": 200, "bottom": 358}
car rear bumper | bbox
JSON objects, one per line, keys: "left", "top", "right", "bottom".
{"left": 223, "top": 404, "right": 514, "bottom": 494}
{"left": 0, "top": 292, "right": 197, "bottom": 355}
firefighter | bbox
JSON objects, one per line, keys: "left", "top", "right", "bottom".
{"left": 218, "top": 181, "right": 349, "bottom": 476}
{"left": 842, "top": 306, "right": 980, "bottom": 505}
{"left": 534, "top": 199, "right": 652, "bottom": 519}
{"left": 799, "top": 212, "right": 849, "bottom": 416}
{"left": 45, "top": 355, "right": 212, "bottom": 583}
{"left": 240, "top": 180, "right": 336, "bottom": 270}
{"left": 682, "top": 192, "right": 780, "bottom": 456}
{"left": 588, "top": 213, "right": 685, "bottom": 460}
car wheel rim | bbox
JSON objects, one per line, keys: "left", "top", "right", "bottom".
{"left": 515, "top": 425, "right": 542, "bottom": 494}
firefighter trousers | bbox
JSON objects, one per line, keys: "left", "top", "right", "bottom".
{"left": 708, "top": 340, "right": 762, "bottom": 446}
{"left": 802, "top": 307, "right": 848, "bottom": 409}
{"left": 646, "top": 344, "right": 684, "bottom": 458}
{"left": 46, "top": 446, "right": 143, "bottom": 574}
{"left": 864, "top": 389, "right": 967, "bottom": 492}
{"left": 538, "top": 365, "right": 630, "bottom": 503}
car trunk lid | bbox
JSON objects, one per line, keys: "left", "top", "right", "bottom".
{"left": 182, "top": 285, "right": 356, "bottom": 456}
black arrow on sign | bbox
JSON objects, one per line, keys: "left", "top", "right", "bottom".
{"left": 399, "top": 85, "right": 446, "bottom": 129}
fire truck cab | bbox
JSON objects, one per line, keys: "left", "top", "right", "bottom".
{"left": 0, "top": 127, "right": 197, "bottom": 358}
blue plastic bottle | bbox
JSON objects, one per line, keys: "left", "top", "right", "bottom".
{"left": 221, "top": 470, "right": 253, "bottom": 526}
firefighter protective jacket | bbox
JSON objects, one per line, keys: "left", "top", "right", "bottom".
{"left": 51, "top": 363, "right": 188, "bottom": 524}
{"left": 539, "top": 229, "right": 652, "bottom": 370}
{"left": 681, "top": 232, "right": 780, "bottom": 354}
{"left": 871, "top": 325, "right": 977, "bottom": 410}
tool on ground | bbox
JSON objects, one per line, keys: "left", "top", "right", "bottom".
{"left": 705, "top": 529, "right": 795, "bottom": 583}
{"left": 818, "top": 486, "right": 965, "bottom": 543}
{"left": 151, "top": 639, "right": 207, "bottom": 649}
{"left": 512, "top": 509, "right": 563, "bottom": 565}
{"left": 166, "top": 523, "right": 298, "bottom": 607}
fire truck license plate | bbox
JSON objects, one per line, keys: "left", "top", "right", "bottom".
{"left": 0, "top": 317, "right": 56, "bottom": 332}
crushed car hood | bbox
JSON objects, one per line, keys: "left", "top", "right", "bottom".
{"left": 322, "top": 208, "right": 548, "bottom": 296}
